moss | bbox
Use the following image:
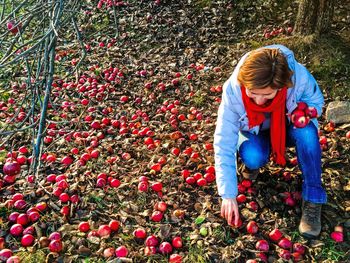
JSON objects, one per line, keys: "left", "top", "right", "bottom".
{"left": 185, "top": 244, "right": 210, "bottom": 263}
{"left": 16, "top": 250, "right": 46, "bottom": 263}
{"left": 194, "top": 0, "right": 212, "bottom": 9}
{"left": 192, "top": 92, "right": 207, "bottom": 107}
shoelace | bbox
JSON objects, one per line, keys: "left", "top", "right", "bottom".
{"left": 303, "top": 202, "right": 321, "bottom": 224}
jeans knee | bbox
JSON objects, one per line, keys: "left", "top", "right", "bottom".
{"left": 239, "top": 141, "right": 269, "bottom": 169}
{"left": 289, "top": 122, "right": 319, "bottom": 149}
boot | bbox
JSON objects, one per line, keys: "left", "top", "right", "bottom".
{"left": 299, "top": 200, "right": 322, "bottom": 239}
{"left": 240, "top": 165, "right": 259, "bottom": 181}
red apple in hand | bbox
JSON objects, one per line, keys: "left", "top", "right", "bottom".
{"left": 305, "top": 106, "right": 317, "bottom": 118}
{"left": 296, "top": 102, "right": 308, "bottom": 111}
{"left": 293, "top": 115, "right": 310, "bottom": 128}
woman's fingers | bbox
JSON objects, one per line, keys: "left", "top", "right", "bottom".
{"left": 227, "top": 206, "right": 233, "bottom": 225}
{"left": 221, "top": 202, "right": 225, "bottom": 218}
{"left": 221, "top": 199, "right": 239, "bottom": 226}
{"left": 233, "top": 202, "right": 239, "bottom": 226}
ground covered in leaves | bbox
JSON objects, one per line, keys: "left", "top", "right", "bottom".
{"left": 0, "top": 0, "right": 349, "bottom": 262}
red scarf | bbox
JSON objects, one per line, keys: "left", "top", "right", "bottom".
{"left": 241, "top": 85, "right": 287, "bottom": 166}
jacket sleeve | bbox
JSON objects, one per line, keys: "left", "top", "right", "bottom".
{"left": 214, "top": 79, "right": 241, "bottom": 199}
{"left": 298, "top": 64, "right": 325, "bottom": 117}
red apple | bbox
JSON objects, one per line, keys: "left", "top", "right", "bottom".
{"left": 172, "top": 236, "right": 183, "bottom": 248}
{"left": 78, "top": 222, "right": 90, "bottom": 232}
{"left": 21, "top": 234, "right": 35, "bottom": 247}
{"left": 279, "top": 249, "right": 291, "bottom": 260}
{"left": 49, "top": 232, "right": 61, "bottom": 241}
{"left": 236, "top": 194, "right": 247, "bottom": 203}
{"left": 330, "top": 231, "right": 343, "bottom": 242}
{"left": 296, "top": 102, "right": 308, "bottom": 111}
{"left": 256, "top": 252, "right": 268, "bottom": 262}
{"left": 246, "top": 221, "right": 259, "bottom": 234}
{"left": 109, "top": 220, "right": 120, "bottom": 231}
{"left": 155, "top": 201, "right": 167, "bottom": 212}
{"left": 319, "top": 136, "right": 327, "bottom": 145}
{"left": 10, "top": 224, "right": 23, "bottom": 236}
{"left": 59, "top": 193, "right": 70, "bottom": 203}
{"left": 138, "top": 181, "right": 148, "bottom": 192}
{"left": 293, "top": 243, "right": 305, "bottom": 254}
{"left": 133, "top": 228, "right": 147, "bottom": 239}
{"left": 8, "top": 212, "right": 20, "bottom": 223}
{"left": 103, "top": 247, "right": 115, "bottom": 258}
{"left": 256, "top": 240, "right": 269, "bottom": 252}
{"left": 241, "top": 179, "right": 252, "bottom": 188}
{"left": 151, "top": 182, "right": 162, "bottom": 192}
{"left": 144, "top": 246, "right": 157, "bottom": 255}
{"left": 159, "top": 241, "right": 173, "bottom": 254}
{"left": 97, "top": 225, "right": 111, "bottom": 238}
{"left": 346, "top": 131, "right": 350, "bottom": 139}
{"left": 291, "top": 109, "right": 305, "bottom": 123}
{"left": 115, "top": 245, "right": 128, "bottom": 257}
{"left": 0, "top": 249, "right": 13, "bottom": 261}
{"left": 61, "top": 156, "right": 73, "bottom": 166}
{"left": 305, "top": 106, "right": 317, "bottom": 118}
{"left": 16, "top": 213, "right": 29, "bottom": 225}
{"left": 0, "top": 237, "right": 4, "bottom": 249}
{"left": 294, "top": 115, "right": 310, "bottom": 128}
{"left": 269, "top": 229, "right": 283, "bottom": 242}
{"left": 3, "top": 161, "right": 21, "bottom": 176}
{"left": 248, "top": 201, "right": 259, "bottom": 211}
{"left": 169, "top": 253, "right": 182, "bottom": 263}
{"left": 151, "top": 211, "right": 163, "bottom": 222}
{"left": 196, "top": 178, "right": 207, "bottom": 186}
{"left": 7, "top": 20, "right": 21, "bottom": 34}
{"left": 292, "top": 252, "right": 303, "bottom": 262}
{"left": 278, "top": 238, "right": 292, "bottom": 249}
{"left": 145, "top": 235, "right": 158, "bottom": 247}
{"left": 49, "top": 239, "right": 63, "bottom": 252}
{"left": 284, "top": 196, "right": 296, "bottom": 207}
{"left": 28, "top": 211, "right": 40, "bottom": 222}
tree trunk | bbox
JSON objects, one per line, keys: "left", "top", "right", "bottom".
{"left": 294, "top": 0, "right": 335, "bottom": 35}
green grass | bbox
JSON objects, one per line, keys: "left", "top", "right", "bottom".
{"left": 0, "top": 90, "right": 10, "bottom": 101}
{"left": 88, "top": 194, "right": 107, "bottom": 209}
{"left": 317, "top": 236, "right": 347, "bottom": 261}
{"left": 16, "top": 250, "right": 46, "bottom": 263}
{"left": 0, "top": 150, "right": 8, "bottom": 163}
{"left": 185, "top": 244, "right": 210, "bottom": 263}
{"left": 81, "top": 258, "right": 106, "bottom": 263}
{"left": 135, "top": 192, "right": 148, "bottom": 207}
{"left": 212, "top": 226, "right": 235, "bottom": 244}
{"left": 194, "top": 0, "right": 212, "bottom": 9}
{"left": 192, "top": 92, "right": 207, "bottom": 107}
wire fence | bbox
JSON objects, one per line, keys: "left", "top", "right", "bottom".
{"left": 0, "top": 0, "right": 85, "bottom": 175}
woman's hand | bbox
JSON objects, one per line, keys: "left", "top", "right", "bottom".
{"left": 221, "top": 198, "right": 240, "bottom": 226}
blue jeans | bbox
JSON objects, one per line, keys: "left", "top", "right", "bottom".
{"left": 238, "top": 122, "right": 327, "bottom": 204}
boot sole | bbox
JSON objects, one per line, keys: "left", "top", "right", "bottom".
{"left": 300, "top": 232, "right": 319, "bottom": 239}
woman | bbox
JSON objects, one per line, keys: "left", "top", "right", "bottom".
{"left": 214, "top": 44, "right": 327, "bottom": 239}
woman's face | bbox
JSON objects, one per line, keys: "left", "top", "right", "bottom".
{"left": 246, "top": 86, "right": 278, "bottom": 105}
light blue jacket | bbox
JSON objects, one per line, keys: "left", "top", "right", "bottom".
{"left": 214, "top": 44, "right": 324, "bottom": 199}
